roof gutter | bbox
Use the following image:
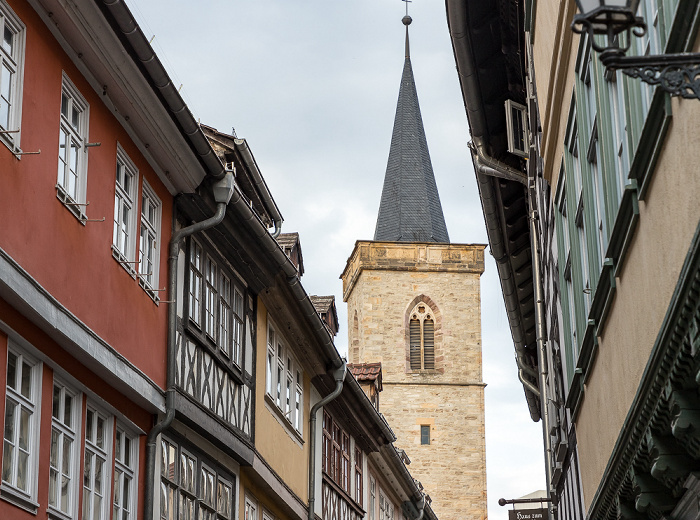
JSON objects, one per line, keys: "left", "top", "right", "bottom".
{"left": 100, "top": 0, "right": 225, "bottom": 180}
{"left": 234, "top": 138, "right": 284, "bottom": 237}
{"left": 448, "top": 0, "right": 540, "bottom": 420}
{"left": 228, "top": 186, "right": 344, "bottom": 371}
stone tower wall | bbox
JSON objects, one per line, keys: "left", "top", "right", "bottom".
{"left": 341, "top": 241, "right": 487, "bottom": 520}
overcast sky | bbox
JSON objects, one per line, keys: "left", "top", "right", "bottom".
{"left": 131, "top": 0, "right": 546, "bottom": 516}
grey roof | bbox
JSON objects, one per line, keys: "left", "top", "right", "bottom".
{"left": 374, "top": 47, "right": 450, "bottom": 244}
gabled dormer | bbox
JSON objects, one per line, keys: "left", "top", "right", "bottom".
{"left": 310, "top": 295, "right": 339, "bottom": 337}
{"left": 347, "top": 362, "right": 382, "bottom": 410}
{"left": 201, "top": 124, "right": 283, "bottom": 235}
{"left": 276, "top": 232, "right": 305, "bottom": 277}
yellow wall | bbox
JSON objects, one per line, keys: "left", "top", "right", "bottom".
{"left": 254, "top": 298, "right": 310, "bottom": 502}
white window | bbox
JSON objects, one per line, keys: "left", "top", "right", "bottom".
{"left": 139, "top": 180, "right": 161, "bottom": 293}
{"left": 49, "top": 381, "right": 81, "bottom": 518}
{"left": 244, "top": 495, "right": 258, "bottom": 520}
{"left": 0, "top": 0, "right": 25, "bottom": 152}
{"left": 379, "top": 492, "right": 394, "bottom": 520}
{"left": 2, "top": 346, "right": 40, "bottom": 501}
{"left": 113, "top": 426, "right": 137, "bottom": 520}
{"left": 82, "top": 406, "right": 111, "bottom": 520}
{"left": 57, "top": 74, "right": 89, "bottom": 208}
{"left": 369, "top": 476, "right": 376, "bottom": 520}
{"left": 113, "top": 145, "right": 139, "bottom": 266}
{"left": 265, "top": 322, "right": 304, "bottom": 434}
{"left": 160, "top": 437, "right": 236, "bottom": 520}
{"left": 505, "top": 99, "right": 528, "bottom": 158}
{"left": 205, "top": 255, "right": 218, "bottom": 338}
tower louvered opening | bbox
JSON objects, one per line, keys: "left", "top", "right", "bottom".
{"left": 410, "top": 318, "right": 422, "bottom": 370}
{"left": 423, "top": 318, "right": 435, "bottom": 369}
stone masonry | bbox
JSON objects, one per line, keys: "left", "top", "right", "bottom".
{"left": 341, "top": 240, "right": 487, "bottom": 520}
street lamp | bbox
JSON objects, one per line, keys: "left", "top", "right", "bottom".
{"left": 571, "top": 0, "right": 700, "bottom": 99}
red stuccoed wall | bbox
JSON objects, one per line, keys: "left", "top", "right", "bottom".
{"left": 0, "top": 0, "right": 172, "bottom": 389}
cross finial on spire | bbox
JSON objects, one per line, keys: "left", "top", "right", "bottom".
{"left": 402, "top": 0, "right": 412, "bottom": 59}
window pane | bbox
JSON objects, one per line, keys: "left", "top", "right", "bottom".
{"left": 64, "top": 393, "right": 72, "bottom": 428}
{"left": 52, "top": 385, "right": 61, "bottom": 419}
{"left": 20, "top": 361, "right": 31, "bottom": 398}
{"left": 3, "top": 400, "right": 15, "bottom": 446}
{"left": 6, "top": 351, "right": 16, "bottom": 389}
{"left": 2, "top": 26, "right": 13, "bottom": 55}
{"left": 18, "top": 407, "right": 30, "bottom": 450}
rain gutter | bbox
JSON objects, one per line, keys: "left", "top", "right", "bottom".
{"left": 447, "top": 0, "right": 540, "bottom": 420}
{"left": 100, "top": 0, "right": 225, "bottom": 180}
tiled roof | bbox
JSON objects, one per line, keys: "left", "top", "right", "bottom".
{"left": 347, "top": 362, "right": 383, "bottom": 390}
{"left": 374, "top": 50, "right": 450, "bottom": 244}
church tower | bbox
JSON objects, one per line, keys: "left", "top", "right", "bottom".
{"left": 341, "top": 15, "right": 487, "bottom": 520}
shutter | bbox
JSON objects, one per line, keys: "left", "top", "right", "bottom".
{"left": 409, "top": 318, "right": 421, "bottom": 369}
{"left": 423, "top": 319, "right": 435, "bottom": 369}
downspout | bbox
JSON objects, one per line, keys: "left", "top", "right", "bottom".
{"left": 308, "top": 362, "right": 347, "bottom": 520}
{"left": 414, "top": 494, "right": 426, "bottom": 520}
{"left": 144, "top": 171, "right": 235, "bottom": 520}
{"left": 517, "top": 355, "right": 541, "bottom": 397}
{"left": 469, "top": 139, "right": 528, "bottom": 185}
{"left": 529, "top": 187, "right": 554, "bottom": 504}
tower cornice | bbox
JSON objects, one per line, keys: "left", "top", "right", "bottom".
{"left": 340, "top": 240, "right": 486, "bottom": 302}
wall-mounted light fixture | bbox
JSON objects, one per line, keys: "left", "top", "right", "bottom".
{"left": 571, "top": 0, "right": 700, "bottom": 99}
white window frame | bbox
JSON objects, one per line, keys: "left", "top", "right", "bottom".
{"left": 138, "top": 179, "right": 161, "bottom": 297}
{"left": 113, "top": 424, "right": 138, "bottom": 520}
{"left": 82, "top": 405, "right": 113, "bottom": 520}
{"left": 56, "top": 73, "right": 89, "bottom": 213}
{"left": 48, "top": 380, "right": 81, "bottom": 519}
{"left": 245, "top": 494, "right": 259, "bottom": 520}
{"left": 0, "top": 0, "right": 25, "bottom": 153}
{"left": 505, "top": 99, "right": 529, "bottom": 158}
{"left": 265, "top": 320, "right": 304, "bottom": 435}
{"left": 112, "top": 144, "right": 139, "bottom": 270}
{"left": 1, "top": 344, "right": 41, "bottom": 505}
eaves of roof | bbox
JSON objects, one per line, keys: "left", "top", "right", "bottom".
{"left": 445, "top": 0, "right": 540, "bottom": 421}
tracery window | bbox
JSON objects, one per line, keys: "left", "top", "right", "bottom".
{"left": 408, "top": 303, "right": 435, "bottom": 370}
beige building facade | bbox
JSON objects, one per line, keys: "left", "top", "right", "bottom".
{"left": 447, "top": 0, "right": 700, "bottom": 519}
{"left": 341, "top": 241, "right": 487, "bottom": 520}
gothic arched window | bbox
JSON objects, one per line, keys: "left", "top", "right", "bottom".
{"left": 409, "top": 304, "right": 435, "bottom": 370}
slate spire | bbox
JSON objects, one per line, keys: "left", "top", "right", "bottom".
{"left": 373, "top": 15, "right": 450, "bottom": 244}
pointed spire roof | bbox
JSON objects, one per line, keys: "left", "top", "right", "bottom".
{"left": 374, "top": 16, "right": 450, "bottom": 244}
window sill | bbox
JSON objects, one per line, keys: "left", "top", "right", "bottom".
{"left": 0, "top": 483, "right": 39, "bottom": 515}
{"left": 55, "top": 185, "right": 87, "bottom": 224}
{"left": 0, "top": 132, "right": 22, "bottom": 158}
{"left": 321, "top": 476, "right": 364, "bottom": 516}
{"left": 264, "top": 393, "right": 304, "bottom": 446}
{"left": 47, "top": 505, "right": 74, "bottom": 520}
{"left": 184, "top": 326, "right": 245, "bottom": 385}
{"left": 111, "top": 246, "right": 137, "bottom": 278}
{"left": 138, "top": 277, "right": 160, "bottom": 305}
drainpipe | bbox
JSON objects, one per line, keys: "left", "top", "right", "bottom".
{"left": 517, "top": 355, "right": 541, "bottom": 397}
{"left": 528, "top": 188, "right": 554, "bottom": 505}
{"left": 414, "top": 494, "right": 426, "bottom": 520}
{"left": 469, "top": 140, "right": 528, "bottom": 185}
{"left": 308, "top": 362, "right": 347, "bottom": 520}
{"left": 144, "top": 171, "right": 235, "bottom": 520}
